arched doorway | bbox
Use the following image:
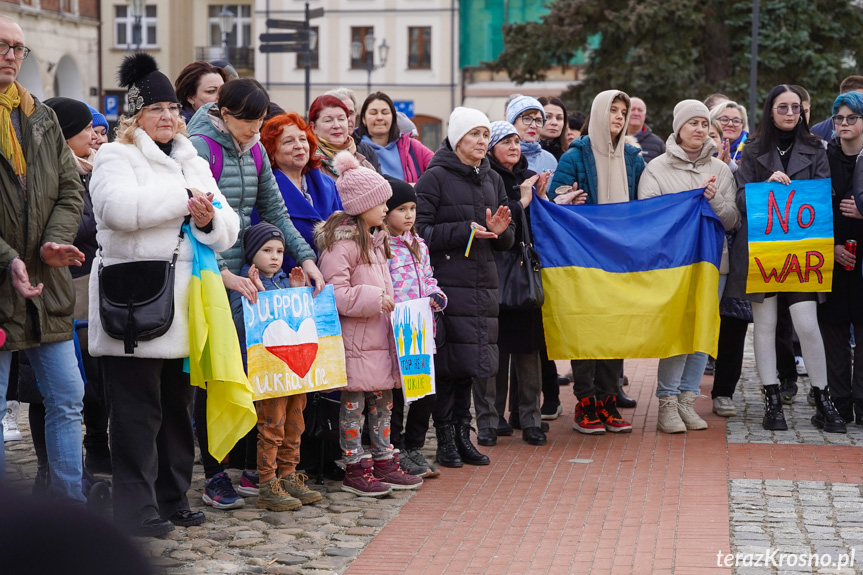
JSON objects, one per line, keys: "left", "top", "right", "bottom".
{"left": 17, "top": 56, "right": 44, "bottom": 100}
{"left": 53, "top": 55, "right": 83, "bottom": 100}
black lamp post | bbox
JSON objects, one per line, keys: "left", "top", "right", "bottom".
{"left": 351, "top": 32, "right": 389, "bottom": 95}
{"left": 128, "top": 0, "right": 144, "bottom": 51}
{"left": 219, "top": 7, "right": 235, "bottom": 61}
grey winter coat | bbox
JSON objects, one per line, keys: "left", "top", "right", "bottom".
{"left": 186, "top": 103, "right": 315, "bottom": 274}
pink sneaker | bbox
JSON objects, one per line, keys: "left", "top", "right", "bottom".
{"left": 373, "top": 453, "right": 423, "bottom": 490}
{"left": 342, "top": 457, "right": 392, "bottom": 497}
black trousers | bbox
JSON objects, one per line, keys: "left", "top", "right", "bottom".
{"left": 105, "top": 357, "right": 195, "bottom": 527}
{"left": 776, "top": 299, "right": 798, "bottom": 382}
{"left": 821, "top": 321, "right": 863, "bottom": 399}
{"left": 391, "top": 389, "right": 434, "bottom": 450}
{"left": 713, "top": 316, "right": 750, "bottom": 398}
{"left": 571, "top": 359, "right": 622, "bottom": 400}
{"left": 432, "top": 376, "right": 472, "bottom": 428}
{"left": 540, "top": 351, "right": 560, "bottom": 407}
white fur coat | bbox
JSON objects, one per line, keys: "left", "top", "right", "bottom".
{"left": 88, "top": 128, "right": 240, "bottom": 358}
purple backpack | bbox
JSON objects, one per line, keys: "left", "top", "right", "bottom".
{"left": 194, "top": 134, "right": 263, "bottom": 182}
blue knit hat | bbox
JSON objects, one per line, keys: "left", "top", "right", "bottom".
{"left": 506, "top": 95, "right": 546, "bottom": 125}
{"left": 87, "top": 104, "right": 108, "bottom": 131}
{"left": 489, "top": 121, "right": 519, "bottom": 150}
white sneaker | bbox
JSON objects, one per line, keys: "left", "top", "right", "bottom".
{"left": 796, "top": 356, "right": 807, "bottom": 376}
{"left": 712, "top": 396, "right": 737, "bottom": 417}
{"left": 3, "top": 400, "right": 22, "bottom": 442}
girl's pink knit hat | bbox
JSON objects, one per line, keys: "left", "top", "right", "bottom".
{"left": 333, "top": 151, "right": 392, "bottom": 215}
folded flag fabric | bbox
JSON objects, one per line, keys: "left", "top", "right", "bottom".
{"left": 530, "top": 189, "right": 724, "bottom": 360}
{"left": 186, "top": 210, "right": 257, "bottom": 462}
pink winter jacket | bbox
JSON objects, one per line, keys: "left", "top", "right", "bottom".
{"left": 316, "top": 223, "right": 400, "bottom": 392}
{"left": 388, "top": 232, "right": 447, "bottom": 306}
{"left": 397, "top": 134, "right": 434, "bottom": 183}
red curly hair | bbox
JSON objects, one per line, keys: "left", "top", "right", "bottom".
{"left": 260, "top": 112, "right": 321, "bottom": 176}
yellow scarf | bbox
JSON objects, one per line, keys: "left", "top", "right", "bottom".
{"left": 0, "top": 83, "right": 25, "bottom": 177}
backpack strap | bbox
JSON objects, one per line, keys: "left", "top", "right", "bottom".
{"left": 251, "top": 142, "right": 263, "bottom": 177}
{"left": 191, "top": 134, "right": 224, "bottom": 182}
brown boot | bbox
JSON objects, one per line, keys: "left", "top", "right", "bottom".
{"left": 256, "top": 477, "right": 302, "bottom": 511}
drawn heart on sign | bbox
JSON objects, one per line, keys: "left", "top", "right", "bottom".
{"left": 262, "top": 318, "right": 319, "bottom": 378}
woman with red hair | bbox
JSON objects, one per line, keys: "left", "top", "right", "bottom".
{"left": 257, "top": 112, "right": 343, "bottom": 271}
{"left": 307, "top": 95, "right": 376, "bottom": 179}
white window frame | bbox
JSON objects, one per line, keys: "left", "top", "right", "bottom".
{"left": 114, "top": 4, "right": 158, "bottom": 50}
{"left": 208, "top": 4, "right": 253, "bottom": 47}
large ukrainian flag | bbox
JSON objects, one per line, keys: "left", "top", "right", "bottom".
{"left": 530, "top": 189, "right": 724, "bottom": 360}
{"left": 186, "top": 215, "right": 257, "bottom": 462}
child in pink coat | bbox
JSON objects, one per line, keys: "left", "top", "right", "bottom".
{"left": 315, "top": 151, "right": 423, "bottom": 497}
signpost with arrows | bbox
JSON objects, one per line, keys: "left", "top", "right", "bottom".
{"left": 260, "top": 2, "right": 324, "bottom": 113}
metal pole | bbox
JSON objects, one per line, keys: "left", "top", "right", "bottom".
{"left": 304, "top": 2, "right": 311, "bottom": 114}
{"left": 748, "top": 0, "right": 759, "bottom": 130}
{"left": 367, "top": 51, "right": 372, "bottom": 95}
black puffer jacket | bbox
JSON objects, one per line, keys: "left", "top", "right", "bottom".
{"left": 416, "top": 140, "right": 516, "bottom": 378}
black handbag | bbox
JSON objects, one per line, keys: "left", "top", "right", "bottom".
{"left": 98, "top": 222, "right": 186, "bottom": 354}
{"left": 495, "top": 208, "right": 544, "bottom": 309}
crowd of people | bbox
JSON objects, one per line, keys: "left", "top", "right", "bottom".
{"left": 2, "top": 12, "right": 863, "bottom": 539}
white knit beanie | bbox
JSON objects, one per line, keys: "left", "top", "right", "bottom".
{"left": 333, "top": 151, "right": 392, "bottom": 215}
{"left": 447, "top": 107, "right": 492, "bottom": 149}
{"left": 673, "top": 99, "right": 711, "bottom": 136}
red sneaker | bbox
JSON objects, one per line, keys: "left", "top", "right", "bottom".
{"left": 573, "top": 397, "right": 606, "bottom": 435}
{"left": 373, "top": 453, "right": 423, "bottom": 490}
{"left": 596, "top": 395, "right": 633, "bottom": 433}
{"left": 342, "top": 457, "right": 392, "bottom": 497}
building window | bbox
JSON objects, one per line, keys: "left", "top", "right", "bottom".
{"left": 115, "top": 5, "right": 158, "bottom": 49}
{"left": 295, "top": 26, "right": 319, "bottom": 69}
{"left": 208, "top": 5, "right": 253, "bottom": 48}
{"left": 350, "top": 26, "right": 373, "bottom": 70}
{"left": 408, "top": 27, "right": 431, "bottom": 69}
{"left": 60, "top": 0, "right": 74, "bottom": 13}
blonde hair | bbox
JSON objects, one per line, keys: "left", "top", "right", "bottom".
{"left": 113, "top": 112, "right": 188, "bottom": 144}
{"left": 709, "top": 101, "right": 749, "bottom": 134}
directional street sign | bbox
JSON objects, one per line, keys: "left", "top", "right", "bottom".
{"left": 266, "top": 19, "right": 305, "bottom": 30}
{"left": 260, "top": 42, "right": 308, "bottom": 53}
{"left": 260, "top": 33, "right": 306, "bottom": 43}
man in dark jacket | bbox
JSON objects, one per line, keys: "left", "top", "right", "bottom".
{"left": 0, "top": 15, "right": 86, "bottom": 502}
{"left": 627, "top": 97, "right": 665, "bottom": 163}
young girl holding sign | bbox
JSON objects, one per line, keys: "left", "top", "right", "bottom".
{"left": 726, "top": 84, "right": 845, "bottom": 434}
{"left": 384, "top": 176, "right": 447, "bottom": 478}
{"left": 316, "top": 152, "right": 423, "bottom": 496}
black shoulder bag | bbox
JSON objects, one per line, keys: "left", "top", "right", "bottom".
{"left": 495, "top": 208, "right": 545, "bottom": 309}
{"left": 98, "top": 219, "right": 188, "bottom": 354}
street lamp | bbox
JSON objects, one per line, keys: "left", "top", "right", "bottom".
{"left": 128, "top": 0, "right": 145, "bottom": 51}
{"left": 354, "top": 32, "right": 388, "bottom": 95}
{"left": 218, "top": 7, "right": 235, "bottom": 61}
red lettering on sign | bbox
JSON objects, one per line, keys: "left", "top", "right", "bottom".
{"left": 754, "top": 255, "right": 789, "bottom": 283}
{"left": 805, "top": 251, "right": 824, "bottom": 283}
{"left": 797, "top": 204, "right": 815, "bottom": 229}
{"left": 766, "top": 189, "right": 795, "bottom": 235}
{"left": 780, "top": 254, "right": 803, "bottom": 283}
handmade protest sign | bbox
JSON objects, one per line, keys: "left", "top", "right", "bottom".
{"left": 243, "top": 285, "right": 347, "bottom": 400}
{"left": 745, "top": 179, "right": 833, "bottom": 293}
{"left": 391, "top": 298, "right": 436, "bottom": 403}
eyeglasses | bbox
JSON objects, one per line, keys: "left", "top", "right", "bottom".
{"left": 519, "top": 115, "right": 545, "bottom": 128}
{"left": 0, "top": 42, "right": 30, "bottom": 60}
{"left": 773, "top": 104, "right": 801, "bottom": 116}
{"left": 143, "top": 104, "right": 182, "bottom": 117}
{"left": 833, "top": 114, "right": 861, "bottom": 126}
{"left": 717, "top": 116, "right": 743, "bottom": 126}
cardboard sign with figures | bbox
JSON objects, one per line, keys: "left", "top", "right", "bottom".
{"left": 243, "top": 285, "right": 347, "bottom": 400}
{"left": 391, "top": 298, "right": 436, "bottom": 404}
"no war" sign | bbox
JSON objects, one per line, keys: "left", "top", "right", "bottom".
{"left": 745, "top": 179, "right": 834, "bottom": 293}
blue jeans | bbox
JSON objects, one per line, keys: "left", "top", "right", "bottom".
{"left": 655, "top": 274, "right": 727, "bottom": 398}
{"left": 0, "top": 341, "right": 85, "bottom": 502}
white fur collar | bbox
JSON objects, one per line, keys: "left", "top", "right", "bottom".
{"left": 132, "top": 128, "right": 198, "bottom": 169}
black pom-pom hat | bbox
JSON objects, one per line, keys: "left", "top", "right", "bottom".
{"left": 117, "top": 52, "right": 178, "bottom": 116}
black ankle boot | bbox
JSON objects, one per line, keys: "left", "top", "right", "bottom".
{"left": 454, "top": 422, "right": 490, "bottom": 466}
{"left": 435, "top": 426, "right": 463, "bottom": 468}
{"left": 854, "top": 398, "right": 863, "bottom": 425}
{"left": 762, "top": 385, "right": 788, "bottom": 431}
{"left": 616, "top": 383, "right": 637, "bottom": 409}
{"left": 832, "top": 396, "right": 854, "bottom": 423}
{"left": 811, "top": 387, "right": 847, "bottom": 433}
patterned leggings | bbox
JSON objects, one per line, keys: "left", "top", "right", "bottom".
{"left": 339, "top": 390, "right": 394, "bottom": 465}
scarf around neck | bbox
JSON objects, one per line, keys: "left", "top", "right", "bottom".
{"left": 0, "top": 83, "right": 25, "bottom": 176}
{"left": 315, "top": 135, "right": 356, "bottom": 177}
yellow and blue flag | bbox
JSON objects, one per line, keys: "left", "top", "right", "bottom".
{"left": 530, "top": 189, "right": 724, "bottom": 360}
{"left": 186, "top": 211, "right": 257, "bottom": 462}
